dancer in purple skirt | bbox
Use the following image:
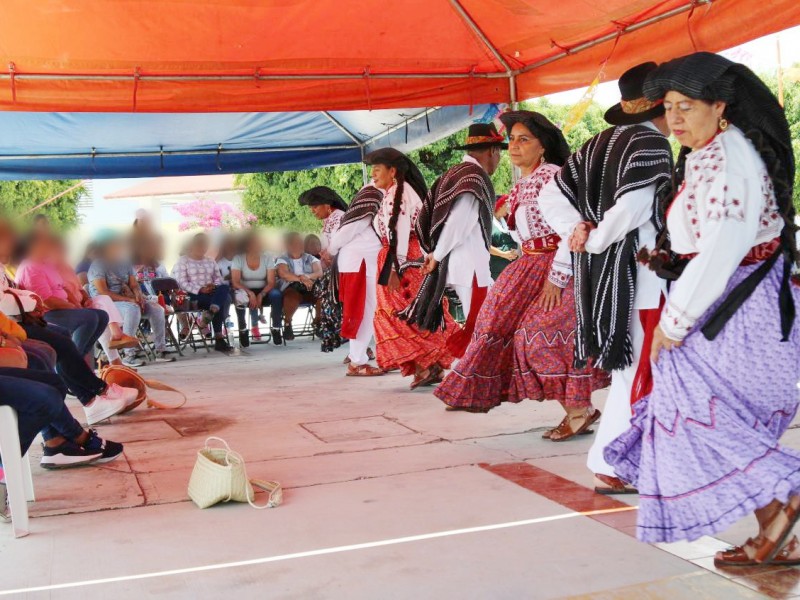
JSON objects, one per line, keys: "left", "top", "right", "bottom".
{"left": 603, "top": 52, "right": 800, "bottom": 567}
{"left": 435, "top": 111, "right": 608, "bottom": 440}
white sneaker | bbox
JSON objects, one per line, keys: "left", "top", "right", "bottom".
{"left": 121, "top": 355, "right": 145, "bottom": 368}
{"left": 84, "top": 384, "right": 137, "bottom": 424}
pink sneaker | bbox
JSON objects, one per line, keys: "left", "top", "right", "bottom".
{"left": 251, "top": 326, "right": 262, "bottom": 341}
{"left": 84, "top": 384, "right": 136, "bottom": 425}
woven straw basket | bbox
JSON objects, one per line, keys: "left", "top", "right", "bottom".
{"left": 188, "top": 437, "right": 282, "bottom": 509}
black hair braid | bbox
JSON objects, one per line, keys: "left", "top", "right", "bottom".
{"left": 387, "top": 172, "right": 406, "bottom": 274}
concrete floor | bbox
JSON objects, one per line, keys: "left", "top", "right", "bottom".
{"left": 1, "top": 335, "right": 798, "bottom": 599}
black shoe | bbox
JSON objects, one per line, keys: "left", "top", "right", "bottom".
{"left": 239, "top": 330, "right": 251, "bottom": 348}
{"left": 40, "top": 441, "right": 102, "bottom": 469}
{"left": 284, "top": 324, "right": 295, "bottom": 341}
{"left": 81, "top": 429, "right": 124, "bottom": 463}
{"left": 271, "top": 327, "right": 283, "bottom": 346}
{"left": 214, "top": 338, "right": 232, "bottom": 353}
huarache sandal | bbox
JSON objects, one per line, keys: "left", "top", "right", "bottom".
{"left": 542, "top": 415, "right": 595, "bottom": 439}
{"left": 755, "top": 495, "right": 800, "bottom": 563}
{"left": 716, "top": 535, "right": 800, "bottom": 567}
{"left": 410, "top": 368, "right": 438, "bottom": 390}
{"left": 593, "top": 474, "right": 638, "bottom": 495}
{"left": 346, "top": 364, "right": 385, "bottom": 377}
{"left": 549, "top": 408, "right": 601, "bottom": 442}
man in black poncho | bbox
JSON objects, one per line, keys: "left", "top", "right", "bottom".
{"left": 399, "top": 123, "right": 502, "bottom": 358}
{"left": 537, "top": 62, "right": 673, "bottom": 494}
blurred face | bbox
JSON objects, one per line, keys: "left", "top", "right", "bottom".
{"left": 371, "top": 164, "right": 397, "bottom": 190}
{"left": 287, "top": 235, "right": 304, "bottom": 257}
{"left": 508, "top": 123, "right": 545, "bottom": 172}
{"left": 663, "top": 91, "right": 726, "bottom": 150}
{"left": 310, "top": 204, "right": 333, "bottom": 221}
{"left": 495, "top": 203, "right": 509, "bottom": 219}
{"left": 27, "top": 236, "right": 53, "bottom": 262}
{"left": 103, "top": 239, "right": 125, "bottom": 263}
{"left": 190, "top": 235, "right": 209, "bottom": 258}
{"left": 305, "top": 236, "right": 322, "bottom": 256}
{"left": 0, "top": 221, "right": 16, "bottom": 260}
{"left": 245, "top": 235, "right": 262, "bottom": 256}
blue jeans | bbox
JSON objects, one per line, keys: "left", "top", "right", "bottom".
{"left": 190, "top": 284, "right": 232, "bottom": 335}
{"left": 45, "top": 308, "right": 108, "bottom": 356}
{"left": 235, "top": 287, "right": 283, "bottom": 329}
{"left": 0, "top": 371, "right": 65, "bottom": 458}
{"left": 21, "top": 323, "right": 106, "bottom": 405}
{"left": 0, "top": 368, "right": 83, "bottom": 445}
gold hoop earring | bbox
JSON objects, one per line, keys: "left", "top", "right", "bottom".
{"left": 719, "top": 117, "right": 729, "bottom": 131}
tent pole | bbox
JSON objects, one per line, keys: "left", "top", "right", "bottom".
{"left": 360, "top": 146, "right": 368, "bottom": 185}
{"left": 448, "top": 0, "right": 514, "bottom": 80}
{"left": 0, "top": 144, "right": 360, "bottom": 161}
{"left": 322, "top": 112, "right": 363, "bottom": 146}
{"left": 362, "top": 107, "right": 442, "bottom": 148}
{"left": 514, "top": 0, "right": 712, "bottom": 77}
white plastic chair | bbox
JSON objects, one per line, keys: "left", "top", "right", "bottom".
{"left": 0, "top": 405, "right": 35, "bottom": 538}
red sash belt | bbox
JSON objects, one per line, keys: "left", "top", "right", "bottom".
{"left": 679, "top": 237, "right": 780, "bottom": 266}
{"left": 521, "top": 234, "right": 561, "bottom": 255}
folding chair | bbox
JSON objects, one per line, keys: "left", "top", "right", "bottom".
{"left": 295, "top": 302, "right": 318, "bottom": 339}
{"left": 150, "top": 278, "right": 209, "bottom": 354}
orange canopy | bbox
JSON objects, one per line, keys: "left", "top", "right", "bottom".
{"left": 0, "top": 0, "right": 797, "bottom": 112}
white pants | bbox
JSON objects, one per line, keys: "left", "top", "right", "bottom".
{"left": 451, "top": 284, "right": 472, "bottom": 318}
{"left": 586, "top": 310, "right": 645, "bottom": 477}
{"left": 348, "top": 275, "right": 377, "bottom": 366}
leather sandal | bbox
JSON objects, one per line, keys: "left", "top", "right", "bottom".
{"left": 593, "top": 473, "right": 638, "bottom": 495}
{"left": 542, "top": 415, "right": 595, "bottom": 439}
{"left": 346, "top": 363, "right": 385, "bottom": 377}
{"left": 716, "top": 535, "right": 800, "bottom": 567}
{"left": 755, "top": 495, "right": 800, "bottom": 563}
{"left": 549, "top": 408, "right": 601, "bottom": 442}
{"left": 367, "top": 348, "right": 376, "bottom": 361}
{"left": 410, "top": 368, "right": 439, "bottom": 390}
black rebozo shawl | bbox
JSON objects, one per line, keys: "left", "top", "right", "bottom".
{"left": 398, "top": 161, "right": 494, "bottom": 331}
{"left": 329, "top": 185, "right": 383, "bottom": 300}
{"left": 556, "top": 124, "right": 672, "bottom": 371}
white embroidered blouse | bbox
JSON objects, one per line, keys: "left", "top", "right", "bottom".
{"left": 661, "top": 125, "right": 783, "bottom": 340}
{"left": 320, "top": 209, "right": 345, "bottom": 250}
{"left": 508, "top": 163, "right": 572, "bottom": 288}
{"left": 376, "top": 182, "right": 423, "bottom": 265}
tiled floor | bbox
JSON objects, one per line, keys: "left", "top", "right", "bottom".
{"left": 1, "top": 337, "right": 798, "bottom": 599}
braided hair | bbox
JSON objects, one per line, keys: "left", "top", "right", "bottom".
{"left": 387, "top": 171, "right": 406, "bottom": 274}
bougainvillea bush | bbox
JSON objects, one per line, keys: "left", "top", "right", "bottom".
{"left": 175, "top": 197, "right": 257, "bottom": 232}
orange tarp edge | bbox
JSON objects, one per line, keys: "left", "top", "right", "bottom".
{"left": 0, "top": 0, "right": 797, "bottom": 112}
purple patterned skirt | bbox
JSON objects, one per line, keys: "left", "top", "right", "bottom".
{"left": 605, "top": 258, "right": 800, "bottom": 543}
{"left": 435, "top": 250, "right": 608, "bottom": 411}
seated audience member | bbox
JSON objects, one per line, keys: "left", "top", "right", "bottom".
{"left": 0, "top": 361, "right": 123, "bottom": 468}
{"left": 75, "top": 243, "right": 97, "bottom": 287}
{"left": 88, "top": 230, "right": 175, "bottom": 365}
{"left": 304, "top": 234, "right": 322, "bottom": 259}
{"left": 133, "top": 236, "right": 170, "bottom": 299}
{"left": 17, "top": 234, "right": 139, "bottom": 364}
{"left": 231, "top": 231, "right": 283, "bottom": 345}
{"left": 216, "top": 235, "right": 238, "bottom": 285}
{"left": 31, "top": 213, "right": 51, "bottom": 236}
{"left": 0, "top": 305, "right": 137, "bottom": 425}
{"left": 173, "top": 232, "right": 232, "bottom": 353}
{"left": 276, "top": 232, "right": 322, "bottom": 341}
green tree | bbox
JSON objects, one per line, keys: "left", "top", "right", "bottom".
{"left": 0, "top": 180, "right": 84, "bottom": 230}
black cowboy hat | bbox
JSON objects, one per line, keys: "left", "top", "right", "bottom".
{"left": 604, "top": 62, "right": 666, "bottom": 126}
{"left": 298, "top": 186, "right": 348, "bottom": 212}
{"left": 455, "top": 122, "right": 508, "bottom": 150}
{"left": 499, "top": 110, "right": 571, "bottom": 166}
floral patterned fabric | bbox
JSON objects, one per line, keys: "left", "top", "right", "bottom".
{"left": 373, "top": 237, "right": 457, "bottom": 376}
{"left": 435, "top": 249, "right": 608, "bottom": 410}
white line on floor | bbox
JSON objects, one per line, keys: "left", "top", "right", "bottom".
{"left": 0, "top": 505, "right": 637, "bottom": 595}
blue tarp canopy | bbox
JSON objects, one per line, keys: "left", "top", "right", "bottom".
{"left": 0, "top": 105, "right": 498, "bottom": 180}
